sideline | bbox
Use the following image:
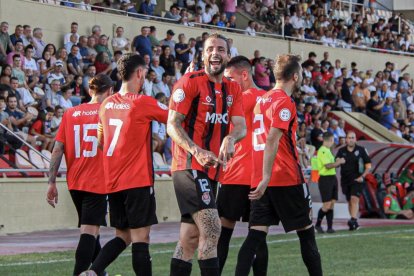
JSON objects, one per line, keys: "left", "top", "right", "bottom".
{"left": 1, "top": 228, "right": 414, "bottom": 267}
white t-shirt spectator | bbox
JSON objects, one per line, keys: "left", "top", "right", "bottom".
{"left": 143, "top": 79, "right": 154, "bottom": 97}
{"left": 58, "top": 95, "right": 73, "bottom": 110}
{"left": 23, "top": 57, "right": 38, "bottom": 72}
{"left": 334, "top": 68, "right": 342, "bottom": 78}
{"left": 153, "top": 82, "right": 171, "bottom": 97}
{"left": 290, "top": 16, "right": 304, "bottom": 29}
{"left": 202, "top": 12, "right": 212, "bottom": 23}
{"left": 245, "top": 26, "right": 256, "bottom": 36}
{"left": 112, "top": 37, "right": 129, "bottom": 53}
{"left": 152, "top": 121, "right": 166, "bottom": 140}
{"left": 351, "top": 76, "right": 362, "bottom": 84}
{"left": 64, "top": 33, "right": 79, "bottom": 44}
{"left": 230, "top": 46, "right": 239, "bottom": 58}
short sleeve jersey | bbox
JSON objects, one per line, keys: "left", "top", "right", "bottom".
{"left": 99, "top": 92, "right": 168, "bottom": 193}
{"left": 55, "top": 103, "right": 106, "bottom": 194}
{"left": 252, "top": 89, "right": 305, "bottom": 188}
{"left": 220, "top": 87, "right": 266, "bottom": 185}
{"left": 336, "top": 145, "right": 371, "bottom": 183}
{"left": 317, "top": 145, "right": 336, "bottom": 176}
{"left": 169, "top": 70, "right": 244, "bottom": 181}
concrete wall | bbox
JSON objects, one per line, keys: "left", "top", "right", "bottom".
{"left": 0, "top": 178, "right": 180, "bottom": 235}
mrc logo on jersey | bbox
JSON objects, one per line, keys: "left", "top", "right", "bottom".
{"left": 205, "top": 112, "right": 229, "bottom": 124}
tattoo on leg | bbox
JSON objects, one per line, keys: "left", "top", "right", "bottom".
{"left": 173, "top": 241, "right": 184, "bottom": 259}
{"left": 193, "top": 209, "right": 221, "bottom": 260}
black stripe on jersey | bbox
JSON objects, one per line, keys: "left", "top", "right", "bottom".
{"left": 287, "top": 117, "right": 305, "bottom": 184}
{"left": 214, "top": 82, "right": 229, "bottom": 180}
{"left": 186, "top": 95, "right": 200, "bottom": 168}
{"left": 189, "top": 72, "right": 206, "bottom": 79}
{"left": 203, "top": 81, "right": 216, "bottom": 175}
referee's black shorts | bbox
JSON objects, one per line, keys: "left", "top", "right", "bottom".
{"left": 341, "top": 179, "right": 364, "bottom": 201}
{"left": 70, "top": 190, "right": 107, "bottom": 228}
{"left": 217, "top": 184, "right": 251, "bottom": 222}
{"left": 318, "top": 175, "right": 338, "bottom": 202}
{"left": 249, "top": 183, "right": 313, "bottom": 233}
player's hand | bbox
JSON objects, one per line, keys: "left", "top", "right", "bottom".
{"left": 193, "top": 147, "right": 220, "bottom": 168}
{"left": 218, "top": 136, "right": 235, "bottom": 171}
{"left": 46, "top": 182, "right": 58, "bottom": 208}
{"left": 355, "top": 176, "right": 364, "bottom": 183}
{"left": 249, "top": 177, "right": 269, "bottom": 200}
{"left": 336, "top": 157, "right": 346, "bottom": 165}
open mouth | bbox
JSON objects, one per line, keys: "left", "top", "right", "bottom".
{"left": 210, "top": 60, "right": 222, "bottom": 66}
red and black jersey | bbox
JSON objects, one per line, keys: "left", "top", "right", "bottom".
{"left": 169, "top": 70, "right": 244, "bottom": 181}
{"left": 252, "top": 89, "right": 305, "bottom": 187}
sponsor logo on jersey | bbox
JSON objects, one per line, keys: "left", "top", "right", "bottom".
{"left": 72, "top": 111, "right": 81, "bottom": 117}
{"left": 105, "top": 102, "right": 130, "bottom": 110}
{"left": 72, "top": 110, "right": 98, "bottom": 117}
{"left": 202, "top": 192, "right": 211, "bottom": 205}
{"left": 215, "top": 90, "right": 221, "bottom": 94}
{"left": 173, "top": 89, "right": 185, "bottom": 103}
{"left": 255, "top": 96, "right": 263, "bottom": 102}
{"left": 226, "top": 95, "right": 233, "bottom": 107}
{"left": 279, "top": 108, "right": 291, "bottom": 121}
{"left": 205, "top": 112, "right": 229, "bottom": 124}
{"left": 258, "top": 97, "right": 272, "bottom": 104}
{"left": 157, "top": 101, "right": 168, "bottom": 110}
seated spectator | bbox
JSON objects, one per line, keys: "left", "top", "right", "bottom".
{"left": 202, "top": 5, "right": 213, "bottom": 24}
{"left": 9, "top": 25, "right": 24, "bottom": 46}
{"left": 6, "top": 39, "right": 25, "bottom": 68}
{"left": 160, "top": 30, "right": 176, "bottom": 57}
{"left": 82, "top": 65, "right": 96, "bottom": 95}
{"left": 32, "top": 27, "right": 46, "bottom": 59}
{"left": 47, "top": 61, "right": 65, "bottom": 85}
{"left": 159, "top": 46, "right": 175, "bottom": 76}
{"left": 384, "top": 182, "right": 414, "bottom": 220}
{"left": 254, "top": 57, "right": 270, "bottom": 90}
{"left": 77, "top": 36, "right": 91, "bottom": 67}
{"left": 23, "top": 45, "right": 39, "bottom": 76}
{"left": 64, "top": 22, "right": 79, "bottom": 44}
{"left": 150, "top": 56, "right": 165, "bottom": 82}
{"left": 86, "top": 36, "right": 98, "bottom": 61}
{"left": 164, "top": 4, "right": 181, "bottom": 21}
{"left": 30, "top": 107, "right": 55, "bottom": 151}
{"left": 227, "top": 15, "right": 237, "bottom": 29}
{"left": 153, "top": 73, "right": 171, "bottom": 97}
{"left": 65, "top": 34, "right": 78, "bottom": 55}
{"left": 37, "top": 49, "right": 56, "bottom": 77}
{"left": 56, "top": 47, "right": 69, "bottom": 76}
{"left": 245, "top": 20, "right": 256, "bottom": 36}
{"left": 111, "top": 26, "right": 130, "bottom": 53}
{"left": 95, "top": 35, "right": 112, "bottom": 61}
{"left": 7, "top": 77, "right": 25, "bottom": 111}
{"left": 67, "top": 45, "right": 83, "bottom": 76}
{"left": 152, "top": 92, "right": 168, "bottom": 153}
{"left": 143, "top": 70, "right": 157, "bottom": 97}
{"left": 94, "top": 51, "right": 112, "bottom": 75}
{"left": 58, "top": 86, "right": 74, "bottom": 110}
{"left": 0, "top": 96, "right": 23, "bottom": 153}
{"left": 11, "top": 55, "right": 28, "bottom": 89}
{"left": 71, "top": 75, "right": 88, "bottom": 103}
{"left": 42, "top": 79, "right": 61, "bottom": 110}
{"left": 140, "top": 0, "right": 155, "bottom": 16}
{"left": 366, "top": 90, "right": 385, "bottom": 123}
{"left": 0, "top": 22, "right": 14, "bottom": 63}
{"left": 51, "top": 105, "right": 63, "bottom": 136}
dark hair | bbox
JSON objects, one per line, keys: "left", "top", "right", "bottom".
{"left": 89, "top": 73, "right": 114, "bottom": 94}
{"left": 12, "top": 54, "right": 21, "bottom": 61}
{"left": 150, "top": 26, "right": 156, "bottom": 32}
{"left": 43, "top": 43, "right": 56, "bottom": 55}
{"left": 155, "top": 92, "right": 166, "bottom": 100}
{"left": 370, "top": 90, "right": 377, "bottom": 98}
{"left": 0, "top": 64, "right": 12, "bottom": 76}
{"left": 114, "top": 50, "right": 123, "bottom": 56}
{"left": 323, "top": 132, "right": 334, "bottom": 141}
{"left": 10, "top": 77, "right": 19, "bottom": 82}
{"left": 6, "top": 95, "right": 17, "bottom": 102}
{"left": 55, "top": 105, "right": 63, "bottom": 112}
{"left": 0, "top": 96, "right": 5, "bottom": 101}
{"left": 45, "top": 107, "right": 54, "bottom": 113}
{"left": 117, "top": 53, "right": 146, "bottom": 81}
{"left": 273, "top": 54, "right": 301, "bottom": 82}
{"left": 205, "top": 33, "right": 230, "bottom": 55}
{"left": 226, "top": 55, "right": 252, "bottom": 72}
{"left": 71, "top": 22, "right": 78, "bottom": 26}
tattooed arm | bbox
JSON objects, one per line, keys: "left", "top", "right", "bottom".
{"left": 46, "top": 141, "right": 64, "bottom": 208}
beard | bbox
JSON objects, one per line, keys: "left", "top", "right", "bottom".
{"left": 205, "top": 55, "right": 227, "bottom": 76}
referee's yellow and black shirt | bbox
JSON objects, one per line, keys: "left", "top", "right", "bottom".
{"left": 317, "top": 146, "right": 336, "bottom": 176}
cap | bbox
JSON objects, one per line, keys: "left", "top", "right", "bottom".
{"left": 167, "top": 30, "right": 175, "bottom": 36}
{"left": 55, "top": 60, "right": 63, "bottom": 67}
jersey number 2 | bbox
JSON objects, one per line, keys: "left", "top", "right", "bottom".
{"left": 253, "top": 114, "right": 265, "bottom": 151}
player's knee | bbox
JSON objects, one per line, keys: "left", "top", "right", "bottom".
{"left": 200, "top": 216, "right": 221, "bottom": 242}
{"left": 116, "top": 229, "right": 132, "bottom": 246}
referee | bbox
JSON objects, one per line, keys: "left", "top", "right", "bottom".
{"left": 315, "top": 132, "right": 345, "bottom": 234}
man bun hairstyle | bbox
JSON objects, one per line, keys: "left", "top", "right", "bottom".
{"left": 273, "top": 54, "right": 301, "bottom": 82}
{"left": 117, "top": 53, "right": 146, "bottom": 81}
{"left": 89, "top": 73, "right": 114, "bottom": 94}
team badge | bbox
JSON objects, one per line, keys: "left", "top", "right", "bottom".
{"left": 355, "top": 150, "right": 359, "bottom": 156}
{"left": 279, "top": 108, "right": 291, "bottom": 121}
{"left": 157, "top": 101, "right": 168, "bottom": 110}
{"left": 173, "top": 89, "right": 185, "bottom": 103}
{"left": 226, "top": 95, "right": 233, "bottom": 107}
{"left": 206, "top": 96, "right": 212, "bottom": 103}
{"left": 202, "top": 192, "right": 211, "bottom": 205}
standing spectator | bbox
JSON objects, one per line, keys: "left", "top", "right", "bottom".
{"left": 111, "top": 26, "right": 130, "bottom": 53}
{"left": 336, "top": 132, "right": 371, "bottom": 230}
{"left": 339, "top": 78, "right": 354, "bottom": 112}
{"left": 284, "top": 15, "right": 294, "bottom": 37}
{"left": 254, "top": 57, "right": 270, "bottom": 90}
{"left": 132, "top": 26, "right": 152, "bottom": 59}
{"left": 381, "top": 97, "right": 394, "bottom": 129}
{"left": 315, "top": 132, "right": 345, "bottom": 234}
{"left": 159, "top": 46, "right": 175, "bottom": 76}
{"left": 160, "top": 30, "right": 176, "bottom": 57}
{"left": 164, "top": 4, "right": 181, "bottom": 21}
{"left": 64, "top": 22, "right": 79, "bottom": 44}
{"left": 352, "top": 82, "right": 370, "bottom": 112}
{"left": 366, "top": 90, "right": 385, "bottom": 123}
{"left": 311, "top": 119, "right": 324, "bottom": 150}
{"left": 95, "top": 35, "right": 112, "bottom": 61}
{"left": 32, "top": 27, "right": 46, "bottom": 59}
{"left": 21, "top": 25, "right": 33, "bottom": 47}
{"left": 228, "top": 38, "right": 238, "bottom": 58}
{"left": 148, "top": 26, "right": 160, "bottom": 47}
{"left": 150, "top": 56, "right": 165, "bottom": 82}
{"left": 188, "top": 38, "right": 197, "bottom": 64}
{"left": 78, "top": 0, "right": 92, "bottom": 10}
{"left": 245, "top": 21, "right": 256, "bottom": 36}
{"left": 140, "top": 0, "right": 155, "bottom": 16}
{"left": 0, "top": 22, "right": 14, "bottom": 63}
{"left": 393, "top": 93, "right": 407, "bottom": 121}
{"left": 143, "top": 69, "right": 156, "bottom": 97}
{"left": 175, "top": 34, "right": 191, "bottom": 73}
{"left": 67, "top": 45, "right": 83, "bottom": 76}
{"left": 9, "top": 25, "right": 24, "bottom": 46}
{"left": 223, "top": 0, "right": 236, "bottom": 19}
{"left": 153, "top": 73, "right": 171, "bottom": 97}
{"left": 202, "top": 5, "right": 213, "bottom": 23}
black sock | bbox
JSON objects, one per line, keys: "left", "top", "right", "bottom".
{"left": 235, "top": 229, "right": 267, "bottom": 276}
{"left": 316, "top": 209, "right": 327, "bottom": 227}
{"left": 132, "top": 242, "right": 152, "bottom": 276}
{"left": 217, "top": 226, "right": 234, "bottom": 274}
{"left": 170, "top": 258, "right": 192, "bottom": 276}
{"left": 297, "top": 227, "right": 323, "bottom": 276}
{"left": 90, "top": 237, "right": 127, "bottom": 274}
{"left": 198, "top": 258, "right": 219, "bottom": 276}
{"left": 92, "top": 235, "right": 101, "bottom": 262}
{"left": 326, "top": 210, "right": 334, "bottom": 229}
{"left": 252, "top": 238, "right": 268, "bottom": 276}
{"left": 73, "top": 233, "right": 96, "bottom": 275}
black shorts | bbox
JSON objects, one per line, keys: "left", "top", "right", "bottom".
{"left": 341, "top": 180, "right": 364, "bottom": 201}
{"left": 217, "top": 184, "right": 251, "bottom": 222}
{"left": 250, "top": 184, "right": 313, "bottom": 233}
{"left": 172, "top": 170, "right": 217, "bottom": 224}
{"left": 108, "top": 187, "right": 158, "bottom": 229}
{"left": 318, "top": 175, "right": 338, "bottom": 202}
{"left": 70, "top": 190, "right": 107, "bottom": 228}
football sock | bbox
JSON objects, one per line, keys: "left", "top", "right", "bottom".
{"left": 198, "top": 257, "right": 220, "bottom": 276}
{"left": 170, "top": 258, "right": 192, "bottom": 276}
{"left": 73, "top": 233, "right": 96, "bottom": 275}
{"left": 235, "top": 229, "right": 267, "bottom": 276}
{"left": 315, "top": 208, "right": 327, "bottom": 227}
{"left": 217, "top": 226, "right": 234, "bottom": 273}
{"left": 92, "top": 235, "right": 101, "bottom": 262}
{"left": 297, "top": 227, "right": 323, "bottom": 276}
{"left": 132, "top": 242, "right": 152, "bottom": 276}
{"left": 252, "top": 238, "right": 268, "bottom": 276}
{"left": 326, "top": 209, "right": 334, "bottom": 229}
{"left": 90, "top": 237, "right": 127, "bottom": 274}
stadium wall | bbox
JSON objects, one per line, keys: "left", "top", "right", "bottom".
{"left": 0, "top": 178, "right": 180, "bottom": 235}
{"left": 2, "top": 0, "right": 414, "bottom": 77}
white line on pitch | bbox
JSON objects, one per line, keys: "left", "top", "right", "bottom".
{"left": 1, "top": 228, "right": 413, "bottom": 267}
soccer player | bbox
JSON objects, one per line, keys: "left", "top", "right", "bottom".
{"left": 336, "top": 131, "right": 371, "bottom": 230}
{"left": 235, "top": 54, "right": 322, "bottom": 276}
{"left": 83, "top": 53, "right": 168, "bottom": 275}
{"left": 46, "top": 73, "right": 114, "bottom": 275}
{"left": 217, "top": 55, "right": 267, "bottom": 275}
{"left": 168, "top": 33, "right": 246, "bottom": 276}
{"left": 314, "top": 132, "right": 345, "bottom": 234}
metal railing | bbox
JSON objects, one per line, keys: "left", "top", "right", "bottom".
{"left": 26, "top": 0, "right": 414, "bottom": 58}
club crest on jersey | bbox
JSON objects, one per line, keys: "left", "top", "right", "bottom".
{"left": 206, "top": 96, "right": 212, "bottom": 103}
{"left": 202, "top": 192, "right": 211, "bottom": 205}
{"left": 157, "top": 101, "right": 168, "bottom": 110}
{"left": 72, "top": 111, "right": 81, "bottom": 117}
{"left": 279, "top": 108, "right": 291, "bottom": 121}
{"left": 226, "top": 95, "right": 233, "bottom": 107}
{"left": 173, "top": 89, "right": 185, "bottom": 103}
{"left": 355, "top": 150, "right": 359, "bottom": 156}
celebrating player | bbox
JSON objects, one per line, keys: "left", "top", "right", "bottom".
{"left": 235, "top": 54, "right": 322, "bottom": 276}
{"left": 46, "top": 73, "right": 113, "bottom": 275}
{"left": 83, "top": 53, "right": 168, "bottom": 276}
{"left": 167, "top": 33, "right": 246, "bottom": 276}
{"left": 217, "top": 55, "right": 267, "bottom": 275}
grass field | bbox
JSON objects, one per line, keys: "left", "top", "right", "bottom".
{"left": 1, "top": 225, "right": 413, "bottom": 276}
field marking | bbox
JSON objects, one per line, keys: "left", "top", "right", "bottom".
{"left": 1, "top": 228, "right": 414, "bottom": 267}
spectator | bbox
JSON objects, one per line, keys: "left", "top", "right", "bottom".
{"left": 6, "top": 39, "right": 25, "bottom": 67}
{"left": 143, "top": 69, "right": 156, "bottom": 97}
{"left": 383, "top": 183, "right": 414, "bottom": 219}
{"left": 9, "top": 25, "right": 24, "bottom": 46}
{"left": 152, "top": 92, "right": 168, "bottom": 153}
{"left": 42, "top": 79, "right": 61, "bottom": 110}
{"left": 51, "top": 105, "right": 63, "bottom": 136}
{"left": 338, "top": 78, "right": 353, "bottom": 112}
{"left": 228, "top": 38, "right": 238, "bottom": 58}
{"left": 23, "top": 45, "right": 39, "bottom": 76}
{"left": 0, "top": 22, "right": 14, "bottom": 63}
{"left": 160, "top": 30, "right": 176, "bottom": 57}
{"left": 38, "top": 50, "right": 55, "bottom": 77}
{"left": 67, "top": 45, "right": 83, "bottom": 76}
{"left": 91, "top": 25, "right": 102, "bottom": 42}
{"left": 381, "top": 97, "right": 394, "bottom": 129}
{"left": 11, "top": 54, "right": 26, "bottom": 87}
{"left": 71, "top": 75, "right": 88, "bottom": 103}
{"left": 132, "top": 26, "right": 152, "bottom": 59}
{"left": 21, "top": 25, "right": 33, "bottom": 47}
{"left": 352, "top": 82, "right": 370, "bottom": 112}
{"left": 140, "top": 0, "right": 155, "bottom": 16}
{"left": 64, "top": 22, "right": 79, "bottom": 44}
{"left": 393, "top": 93, "right": 407, "bottom": 121}
{"left": 30, "top": 106, "right": 55, "bottom": 151}
{"left": 148, "top": 26, "right": 160, "bottom": 47}
{"left": 254, "top": 57, "right": 270, "bottom": 90}
{"left": 245, "top": 20, "right": 256, "bottom": 36}
{"left": 56, "top": 47, "right": 69, "bottom": 76}
{"left": 223, "top": 0, "right": 236, "bottom": 19}
{"left": 284, "top": 15, "right": 294, "bottom": 37}
{"left": 32, "top": 27, "right": 46, "bottom": 59}
{"left": 153, "top": 73, "right": 171, "bottom": 97}
{"left": 94, "top": 51, "right": 112, "bottom": 75}
{"left": 366, "top": 90, "right": 385, "bottom": 123}
{"left": 9, "top": 77, "right": 26, "bottom": 111}
{"left": 159, "top": 46, "right": 175, "bottom": 76}
{"left": 82, "top": 65, "right": 96, "bottom": 94}
{"left": 77, "top": 36, "right": 92, "bottom": 66}
{"left": 0, "top": 96, "right": 23, "bottom": 153}
{"left": 311, "top": 119, "right": 324, "bottom": 150}
{"left": 227, "top": 15, "right": 237, "bottom": 29}
{"left": 202, "top": 5, "right": 213, "bottom": 24}
{"left": 65, "top": 34, "right": 79, "bottom": 55}
{"left": 47, "top": 60, "right": 65, "bottom": 85}
{"left": 111, "top": 26, "right": 130, "bottom": 54}
{"left": 175, "top": 34, "right": 191, "bottom": 73}
{"left": 95, "top": 34, "right": 112, "bottom": 61}
{"left": 164, "top": 4, "right": 181, "bottom": 21}
{"left": 86, "top": 36, "right": 98, "bottom": 60}
{"left": 150, "top": 56, "right": 165, "bottom": 82}
{"left": 58, "top": 86, "right": 74, "bottom": 110}
{"left": 78, "top": 0, "right": 92, "bottom": 10}
{"left": 188, "top": 38, "right": 197, "bottom": 64}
